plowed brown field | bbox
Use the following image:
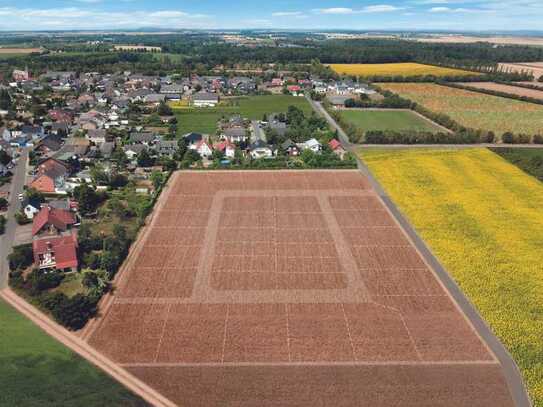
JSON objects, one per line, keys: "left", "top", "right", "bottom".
{"left": 87, "top": 170, "right": 515, "bottom": 407}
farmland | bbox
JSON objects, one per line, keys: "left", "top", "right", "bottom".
{"left": 338, "top": 109, "right": 444, "bottom": 133}
{"left": 0, "top": 298, "right": 145, "bottom": 407}
{"left": 360, "top": 148, "right": 543, "bottom": 406}
{"left": 174, "top": 95, "right": 312, "bottom": 134}
{"left": 456, "top": 82, "right": 543, "bottom": 100}
{"left": 329, "top": 63, "right": 477, "bottom": 77}
{"left": 379, "top": 83, "right": 543, "bottom": 134}
{"left": 86, "top": 170, "right": 514, "bottom": 407}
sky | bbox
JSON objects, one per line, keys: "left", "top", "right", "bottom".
{"left": 0, "top": 0, "right": 542, "bottom": 32}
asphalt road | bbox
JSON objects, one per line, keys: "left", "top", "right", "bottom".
{"left": 307, "top": 94, "right": 532, "bottom": 407}
{"left": 0, "top": 148, "right": 29, "bottom": 288}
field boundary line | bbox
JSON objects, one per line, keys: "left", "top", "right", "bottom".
{"left": 118, "top": 360, "right": 500, "bottom": 368}
{"left": 0, "top": 288, "right": 178, "bottom": 407}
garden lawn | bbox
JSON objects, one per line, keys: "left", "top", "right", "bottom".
{"left": 174, "top": 95, "right": 312, "bottom": 135}
{"left": 379, "top": 83, "right": 543, "bottom": 135}
{"left": 0, "top": 298, "right": 146, "bottom": 406}
{"left": 329, "top": 63, "right": 477, "bottom": 77}
{"left": 360, "top": 147, "right": 543, "bottom": 406}
{"left": 338, "top": 109, "right": 442, "bottom": 133}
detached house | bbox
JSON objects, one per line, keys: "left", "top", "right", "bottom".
{"left": 223, "top": 127, "right": 247, "bottom": 143}
{"left": 329, "top": 139, "right": 347, "bottom": 159}
{"left": 249, "top": 140, "right": 273, "bottom": 159}
{"left": 192, "top": 139, "right": 213, "bottom": 158}
{"left": 33, "top": 234, "right": 78, "bottom": 272}
{"left": 31, "top": 206, "right": 77, "bottom": 237}
{"left": 192, "top": 92, "right": 219, "bottom": 107}
{"left": 214, "top": 140, "right": 236, "bottom": 159}
{"left": 29, "top": 158, "right": 70, "bottom": 194}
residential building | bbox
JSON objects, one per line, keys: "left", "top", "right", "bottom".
{"left": 33, "top": 234, "right": 78, "bottom": 272}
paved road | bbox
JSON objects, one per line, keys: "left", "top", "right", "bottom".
{"left": 0, "top": 148, "right": 29, "bottom": 288}
{"left": 307, "top": 95, "right": 532, "bottom": 407}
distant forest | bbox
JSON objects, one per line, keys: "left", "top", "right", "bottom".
{"left": 2, "top": 34, "right": 543, "bottom": 75}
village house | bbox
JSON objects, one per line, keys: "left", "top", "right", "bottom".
{"left": 191, "top": 139, "right": 213, "bottom": 158}
{"left": 329, "top": 139, "right": 347, "bottom": 159}
{"left": 124, "top": 144, "right": 147, "bottom": 160}
{"left": 249, "top": 140, "right": 274, "bottom": 159}
{"left": 281, "top": 139, "right": 300, "bottom": 156}
{"left": 33, "top": 234, "right": 78, "bottom": 272}
{"left": 29, "top": 158, "right": 70, "bottom": 194}
{"left": 31, "top": 205, "right": 77, "bottom": 237}
{"left": 302, "top": 138, "right": 322, "bottom": 153}
{"left": 192, "top": 92, "right": 219, "bottom": 107}
{"left": 87, "top": 129, "right": 107, "bottom": 145}
{"left": 183, "top": 132, "right": 203, "bottom": 148}
{"left": 214, "top": 140, "right": 236, "bottom": 159}
{"left": 223, "top": 127, "right": 248, "bottom": 143}
{"left": 156, "top": 140, "right": 178, "bottom": 157}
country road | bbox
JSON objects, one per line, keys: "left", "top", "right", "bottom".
{"left": 0, "top": 148, "right": 29, "bottom": 288}
{"left": 306, "top": 93, "right": 532, "bottom": 407}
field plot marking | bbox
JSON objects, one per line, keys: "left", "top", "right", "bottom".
{"left": 82, "top": 170, "right": 521, "bottom": 407}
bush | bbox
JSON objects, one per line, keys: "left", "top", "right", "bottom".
{"left": 502, "top": 132, "right": 515, "bottom": 144}
{"left": 533, "top": 135, "right": 543, "bottom": 144}
{"left": 25, "top": 269, "right": 64, "bottom": 297}
{"left": 44, "top": 293, "right": 99, "bottom": 330}
{"left": 8, "top": 244, "right": 33, "bottom": 271}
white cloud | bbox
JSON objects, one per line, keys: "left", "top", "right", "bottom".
{"left": 429, "top": 6, "right": 484, "bottom": 12}
{"left": 316, "top": 7, "right": 355, "bottom": 14}
{"left": 314, "top": 5, "right": 402, "bottom": 14}
{"left": 272, "top": 11, "right": 303, "bottom": 17}
{"left": 0, "top": 7, "right": 214, "bottom": 30}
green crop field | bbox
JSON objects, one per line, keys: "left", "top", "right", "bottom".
{"left": 0, "top": 298, "right": 145, "bottom": 406}
{"left": 379, "top": 83, "right": 543, "bottom": 135}
{"left": 360, "top": 148, "right": 543, "bottom": 406}
{"left": 174, "top": 95, "right": 311, "bottom": 135}
{"left": 338, "top": 109, "right": 443, "bottom": 133}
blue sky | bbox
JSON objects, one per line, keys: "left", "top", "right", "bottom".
{"left": 0, "top": 0, "right": 541, "bottom": 31}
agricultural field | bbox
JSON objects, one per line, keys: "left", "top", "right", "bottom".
{"left": 379, "top": 83, "right": 543, "bottom": 134}
{"left": 360, "top": 148, "right": 543, "bottom": 406}
{"left": 499, "top": 62, "right": 543, "bottom": 80}
{"left": 456, "top": 82, "right": 543, "bottom": 100}
{"left": 174, "top": 95, "right": 311, "bottom": 135}
{"left": 329, "top": 63, "right": 477, "bottom": 77}
{"left": 338, "top": 109, "right": 444, "bottom": 133}
{"left": 87, "top": 170, "right": 514, "bottom": 407}
{"left": 0, "top": 298, "right": 145, "bottom": 406}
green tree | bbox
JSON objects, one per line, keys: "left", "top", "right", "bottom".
{"left": 150, "top": 171, "right": 165, "bottom": 190}
{"left": 137, "top": 149, "right": 154, "bottom": 167}
{"left": 73, "top": 183, "right": 100, "bottom": 216}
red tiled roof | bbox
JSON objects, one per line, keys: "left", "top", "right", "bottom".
{"left": 32, "top": 206, "right": 76, "bottom": 236}
{"left": 329, "top": 139, "right": 342, "bottom": 150}
{"left": 33, "top": 234, "right": 78, "bottom": 270}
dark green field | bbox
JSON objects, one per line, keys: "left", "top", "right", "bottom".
{"left": 339, "top": 109, "right": 443, "bottom": 133}
{"left": 175, "top": 95, "right": 311, "bottom": 135}
{"left": 0, "top": 299, "right": 146, "bottom": 407}
{"left": 491, "top": 147, "right": 543, "bottom": 182}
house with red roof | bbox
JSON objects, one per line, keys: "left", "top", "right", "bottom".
{"left": 28, "top": 158, "right": 70, "bottom": 194}
{"left": 33, "top": 234, "right": 78, "bottom": 272}
{"left": 213, "top": 140, "right": 236, "bottom": 159}
{"left": 191, "top": 139, "right": 213, "bottom": 158}
{"left": 287, "top": 85, "right": 302, "bottom": 96}
{"left": 32, "top": 206, "right": 77, "bottom": 237}
{"left": 329, "top": 139, "right": 347, "bottom": 159}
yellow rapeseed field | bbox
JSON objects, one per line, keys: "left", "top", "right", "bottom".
{"left": 329, "top": 62, "right": 477, "bottom": 77}
{"left": 360, "top": 147, "right": 543, "bottom": 406}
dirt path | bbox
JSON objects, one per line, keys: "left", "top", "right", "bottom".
{"left": 0, "top": 288, "right": 177, "bottom": 407}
